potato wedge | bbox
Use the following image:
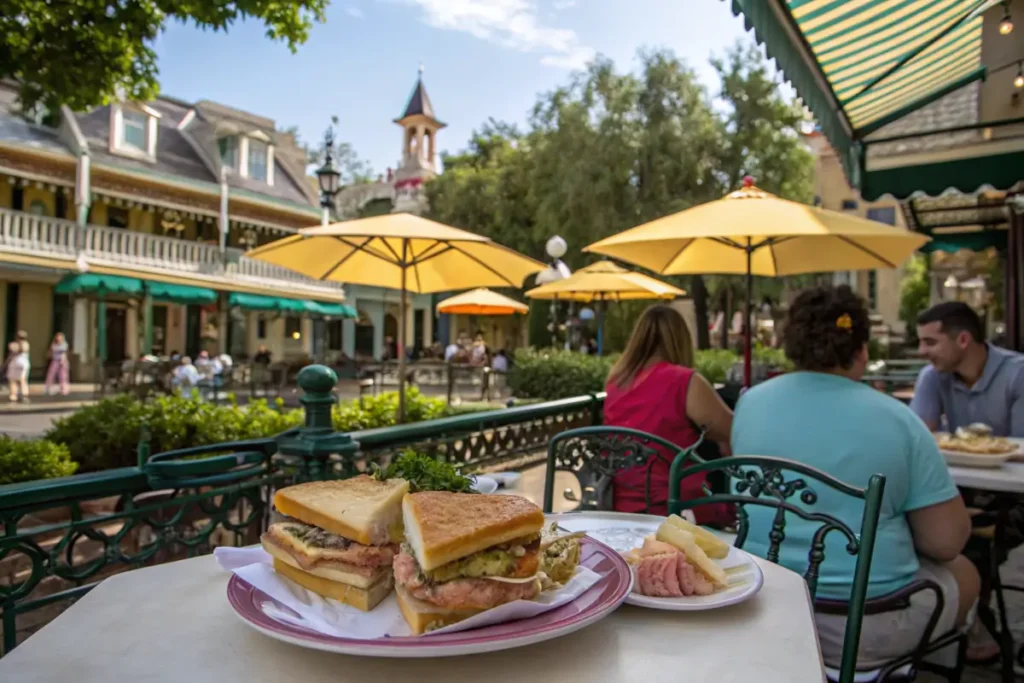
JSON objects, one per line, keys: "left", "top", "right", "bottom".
{"left": 666, "top": 514, "right": 730, "bottom": 559}
{"left": 655, "top": 524, "right": 728, "bottom": 587}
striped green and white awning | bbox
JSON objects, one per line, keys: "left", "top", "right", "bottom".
{"left": 729, "top": 0, "right": 1017, "bottom": 199}
{"left": 790, "top": 0, "right": 984, "bottom": 134}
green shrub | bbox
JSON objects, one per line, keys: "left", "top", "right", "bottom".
{"left": 509, "top": 348, "right": 616, "bottom": 400}
{"left": 694, "top": 349, "right": 739, "bottom": 384}
{"left": 752, "top": 345, "right": 794, "bottom": 371}
{"left": 47, "top": 389, "right": 458, "bottom": 472}
{"left": 0, "top": 437, "right": 78, "bottom": 485}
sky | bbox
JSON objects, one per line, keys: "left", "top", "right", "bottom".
{"left": 153, "top": 0, "right": 755, "bottom": 174}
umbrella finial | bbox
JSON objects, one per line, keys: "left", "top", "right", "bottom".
{"left": 742, "top": 175, "right": 755, "bottom": 188}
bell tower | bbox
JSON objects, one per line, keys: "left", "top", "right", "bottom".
{"left": 392, "top": 66, "right": 445, "bottom": 214}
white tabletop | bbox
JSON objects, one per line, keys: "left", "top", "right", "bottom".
{"left": 949, "top": 460, "right": 1024, "bottom": 493}
{"left": 0, "top": 554, "right": 825, "bottom": 683}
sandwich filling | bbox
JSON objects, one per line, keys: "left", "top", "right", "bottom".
{"left": 262, "top": 522, "right": 398, "bottom": 576}
{"left": 393, "top": 534, "right": 543, "bottom": 610}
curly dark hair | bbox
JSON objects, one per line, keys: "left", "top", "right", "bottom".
{"left": 783, "top": 285, "right": 870, "bottom": 372}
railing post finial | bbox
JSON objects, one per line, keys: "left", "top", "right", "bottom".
{"left": 297, "top": 364, "right": 337, "bottom": 431}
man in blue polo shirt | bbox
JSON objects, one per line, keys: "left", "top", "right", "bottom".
{"left": 911, "top": 302, "right": 1024, "bottom": 437}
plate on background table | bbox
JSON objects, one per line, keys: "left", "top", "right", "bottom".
{"left": 940, "top": 437, "right": 1024, "bottom": 468}
{"left": 227, "top": 535, "right": 632, "bottom": 658}
{"left": 548, "top": 511, "right": 764, "bottom": 612}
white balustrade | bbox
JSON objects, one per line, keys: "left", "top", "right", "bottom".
{"left": 0, "top": 208, "right": 343, "bottom": 297}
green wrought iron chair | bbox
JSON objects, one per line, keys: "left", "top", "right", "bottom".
{"left": 543, "top": 426, "right": 704, "bottom": 514}
{"left": 668, "top": 455, "right": 965, "bottom": 683}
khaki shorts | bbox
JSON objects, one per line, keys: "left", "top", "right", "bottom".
{"left": 815, "top": 559, "right": 961, "bottom": 670}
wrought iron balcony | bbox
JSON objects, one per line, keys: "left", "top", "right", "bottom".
{"left": 0, "top": 208, "right": 344, "bottom": 299}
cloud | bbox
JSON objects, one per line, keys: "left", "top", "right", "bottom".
{"left": 346, "top": 6, "right": 364, "bottom": 18}
{"left": 400, "top": 0, "right": 594, "bottom": 69}
{"left": 553, "top": 0, "right": 576, "bottom": 9}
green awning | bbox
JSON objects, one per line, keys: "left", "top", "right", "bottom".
{"left": 146, "top": 281, "right": 217, "bottom": 305}
{"left": 55, "top": 273, "right": 144, "bottom": 296}
{"left": 310, "top": 301, "right": 358, "bottom": 318}
{"left": 228, "top": 293, "right": 355, "bottom": 317}
{"left": 729, "top": 1, "right": 1012, "bottom": 199}
{"left": 920, "top": 231, "right": 1007, "bottom": 254}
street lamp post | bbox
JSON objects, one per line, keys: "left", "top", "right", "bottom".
{"left": 315, "top": 125, "right": 342, "bottom": 226}
{"left": 534, "top": 236, "right": 570, "bottom": 348}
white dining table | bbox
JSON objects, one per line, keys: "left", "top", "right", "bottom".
{"left": 0, "top": 552, "right": 826, "bottom": 683}
{"left": 949, "top": 460, "right": 1024, "bottom": 493}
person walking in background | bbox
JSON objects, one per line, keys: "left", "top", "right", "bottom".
{"left": 44, "top": 332, "right": 70, "bottom": 396}
{"left": 5, "top": 331, "right": 30, "bottom": 402}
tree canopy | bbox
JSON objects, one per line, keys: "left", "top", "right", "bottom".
{"left": 1, "top": 0, "right": 327, "bottom": 111}
{"left": 426, "top": 43, "right": 815, "bottom": 349}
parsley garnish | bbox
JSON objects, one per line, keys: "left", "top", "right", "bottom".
{"left": 371, "top": 450, "right": 476, "bottom": 493}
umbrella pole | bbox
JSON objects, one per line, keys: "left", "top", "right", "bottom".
{"left": 398, "top": 246, "right": 408, "bottom": 423}
{"left": 744, "top": 240, "right": 753, "bottom": 388}
{"left": 596, "top": 298, "right": 605, "bottom": 356}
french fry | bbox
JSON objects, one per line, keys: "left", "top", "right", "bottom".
{"left": 655, "top": 524, "right": 728, "bottom": 587}
{"left": 666, "top": 514, "right": 731, "bottom": 559}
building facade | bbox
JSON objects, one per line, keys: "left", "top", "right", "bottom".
{"left": 805, "top": 131, "right": 907, "bottom": 333}
{"left": 332, "top": 74, "right": 446, "bottom": 360}
{"left": 0, "top": 82, "right": 359, "bottom": 379}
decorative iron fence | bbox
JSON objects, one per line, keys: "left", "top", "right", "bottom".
{"left": 0, "top": 365, "right": 604, "bottom": 655}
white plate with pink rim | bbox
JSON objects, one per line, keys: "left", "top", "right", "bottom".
{"left": 547, "top": 511, "right": 764, "bottom": 612}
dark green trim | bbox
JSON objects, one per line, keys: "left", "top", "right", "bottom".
{"left": 861, "top": 149, "right": 1024, "bottom": 201}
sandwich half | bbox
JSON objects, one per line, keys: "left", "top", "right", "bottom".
{"left": 261, "top": 475, "right": 409, "bottom": 611}
{"left": 393, "top": 491, "right": 546, "bottom": 634}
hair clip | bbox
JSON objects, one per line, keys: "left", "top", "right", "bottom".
{"left": 836, "top": 313, "right": 853, "bottom": 330}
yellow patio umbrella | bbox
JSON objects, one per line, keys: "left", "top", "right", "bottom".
{"left": 585, "top": 179, "right": 930, "bottom": 384}
{"left": 248, "top": 213, "right": 544, "bottom": 420}
{"left": 525, "top": 260, "right": 686, "bottom": 354}
{"left": 436, "top": 288, "right": 529, "bottom": 316}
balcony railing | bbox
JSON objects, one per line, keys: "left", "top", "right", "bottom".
{"left": 0, "top": 208, "right": 343, "bottom": 298}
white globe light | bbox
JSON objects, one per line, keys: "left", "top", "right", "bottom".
{"left": 579, "top": 307, "right": 595, "bottom": 321}
{"left": 546, "top": 235, "right": 568, "bottom": 259}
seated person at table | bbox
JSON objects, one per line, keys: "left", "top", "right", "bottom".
{"left": 603, "top": 304, "right": 733, "bottom": 525}
{"left": 732, "top": 286, "right": 977, "bottom": 669}
{"left": 911, "top": 301, "right": 1024, "bottom": 436}
{"left": 170, "top": 356, "right": 200, "bottom": 391}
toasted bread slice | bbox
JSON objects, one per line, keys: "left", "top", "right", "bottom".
{"left": 395, "top": 584, "right": 484, "bottom": 635}
{"left": 404, "top": 492, "right": 544, "bottom": 571}
{"left": 261, "top": 535, "right": 388, "bottom": 589}
{"left": 272, "top": 559, "right": 393, "bottom": 611}
{"left": 273, "top": 476, "right": 409, "bottom": 546}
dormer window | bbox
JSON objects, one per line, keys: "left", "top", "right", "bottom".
{"left": 218, "top": 136, "right": 239, "bottom": 168}
{"left": 122, "top": 110, "right": 147, "bottom": 150}
{"left": 248, "top": 139, "right": 268, "bottom": 181}
{"left": 111, "top": 103, "right": 159, "bottom": 160}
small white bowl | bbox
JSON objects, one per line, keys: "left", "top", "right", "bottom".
{"left": 470, "top": 475, "right": 499, "bottom": 494}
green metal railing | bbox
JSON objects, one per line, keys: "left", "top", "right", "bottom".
{"left": 0, "top": 365, "right": 603, "bottom": 655}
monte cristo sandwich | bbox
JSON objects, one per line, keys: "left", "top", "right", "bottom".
{"left": 393, "top": 491, "right": 546, "bottom": 634}
{"left": 261, "top": 475, "right": 409, "bottom": 611}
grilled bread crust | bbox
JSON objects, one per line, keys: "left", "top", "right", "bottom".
{"left": 403, "top": 492, "right": 544, "bottom": 571}
{"left": 273, "top": 476, "right": 409, "bottom": 546}
{"left": 272, "top": 559, "right": 393, "bottom": 611}
{"left": 395, "top": 585, "right": 484, "bottom": 635}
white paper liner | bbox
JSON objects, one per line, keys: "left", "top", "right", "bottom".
{"left": 216, "top": 546, "right": 601, "bottom": 638}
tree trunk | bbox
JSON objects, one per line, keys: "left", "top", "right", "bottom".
{"left": 691, "top": 275, "right": 710, "bottom": 350}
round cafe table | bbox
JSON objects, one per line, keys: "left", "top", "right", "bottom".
{"left": 0, "top": 552, "right": 826, "bottom": 682}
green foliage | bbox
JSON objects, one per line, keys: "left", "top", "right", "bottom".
{"left": 752, "top": 345, "right": 794, "bottom": 371}
{"left": 509, "top": 349, "right": 616, "bottom": 400}
{"left": 46, "top": 389, "right": 456, "bottom": 473}
{"left": 0, "top": 437, "right": 78, "bottom": 485}
{"left": 46, "top": 393, "right": 304, "bottom": 472}
{"left": 2, "top": 0, "right": 327, "bottom": 111}
{"left": 694, "top": 349, "right": 739, "bottom": 384}
{"left": 899, "top": 255, "right": 930, "bottom": 343}
{"left": 426, "top": 43, "right": 815, "bottom": 349}
{"left": 332, "top": 387, "right": 449, "bottom": 432}
{"left": 371, "top": 449, "right": 474, "bottom": 493}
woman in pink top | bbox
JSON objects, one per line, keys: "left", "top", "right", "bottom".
{"left": 604, "top": 305, "right": 734, "bottom": 525}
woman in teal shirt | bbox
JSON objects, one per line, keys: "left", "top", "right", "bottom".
{"left": 732, "top": 286, "right": 977, "bottom": 669}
